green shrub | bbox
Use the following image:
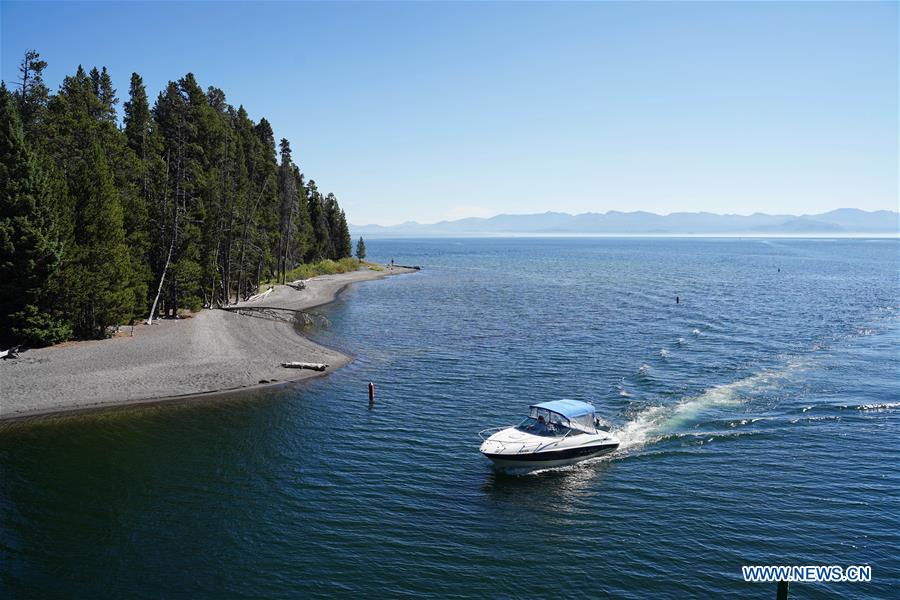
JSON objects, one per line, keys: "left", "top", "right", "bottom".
{"left": 282, "top": 258, "right": 361, "bottom": 283}
{"left": 10, "top": 304, "right": 72, "bottom": 347}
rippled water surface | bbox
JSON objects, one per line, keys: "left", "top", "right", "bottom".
{"left": 2, "top": 238, "right": 898, "bottom": 598}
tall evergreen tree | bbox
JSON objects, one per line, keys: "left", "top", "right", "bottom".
{"left": 306, "top": 180, "right": 330, "bottom": 262}
{"left": 90, "top": 66, "right": 118, "bottom": 124}
{"left": 337, "top": 209, "right": 352, "bottom": 259}
{"left": 277, "top": 138, "right": 296, "bottom": 283}
{"left": 123, "top": 73, "right": 160, "bottom": 315}
{"left": 253, "top": 117, "right": 279, "bottom": 280}
{"left": 290, "top": 164, "right": 312, "bottom": 265}
{"left": 0, "top": 88, "right": 68, "bottom": 346}
{"left": 13, "top": 50, "right": 49, "bottom": 140}
{"left": 123, "top": 73, "right": 152, "bottom": 156}
{"left": 323, "top": 192, "right": 340, "bottom": 259}
{"left": 63, "top": 144, "right": 133, "bottom": 338}
{"left": 322, "top": 193, "right": 352, "bottom": 259}
{"left": 356, "top": 237, "right": 366, "bottom": 261}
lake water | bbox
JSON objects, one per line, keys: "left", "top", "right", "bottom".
{"left": 1, "top": 238, "right": 898, "bottom": 598}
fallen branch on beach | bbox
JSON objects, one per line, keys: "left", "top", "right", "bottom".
{"left": 220, "top": 306, "right": 329, "bottom": 328}
{"left": 245, "top": 287, "right": 274, "bottom": 303}
{"left": 281, "top": 362, "right": 328, "bottom": 371}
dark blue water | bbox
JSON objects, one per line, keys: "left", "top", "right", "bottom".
{"left": 1, "top": 238, "right": 898, "bottom": 598}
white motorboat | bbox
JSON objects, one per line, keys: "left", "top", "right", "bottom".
{"left": 479, "top": 400, "right": 619, "bottom": 470}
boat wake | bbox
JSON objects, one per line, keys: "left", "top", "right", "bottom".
{"left": 610, "top": 314, "right": 897, "bottom": 455}
{"left": 612, "top": 365, "right": 801, "bottom": 453}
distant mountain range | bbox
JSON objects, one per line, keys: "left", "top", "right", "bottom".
{"left": 352, "top": 209, "right": 899, "bottom": 237}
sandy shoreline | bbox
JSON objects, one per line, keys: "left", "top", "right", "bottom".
{"left": 0, "top": 266, "right": 415, "bottom": 422}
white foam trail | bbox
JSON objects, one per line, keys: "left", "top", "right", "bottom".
{"left": 659, "top": 348, "right": 669, "bottom": 359}
{"left": 638, "top": 363, "right": 652, "bottom": 376}
{"left": 850, "top": 402, "right": 900, "bottom": 411}
{"left": 692, "top": 328, "right": 701, "bottom": 336}
{"left": 676, "top": 337, "right": 686, "bottom": 345}
{"left": 614, "top": 369, "right": 783, "bottom": 451}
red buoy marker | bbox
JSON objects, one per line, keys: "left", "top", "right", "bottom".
{"left": 368, "top": 382, "right": 375, "bottom": 406}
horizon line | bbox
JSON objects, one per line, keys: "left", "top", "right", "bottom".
{"left": 351, "top": 207, "right": 900, "bottom": 229}
{"left": 349, "top": 233, "right": 900, "bottom": 240}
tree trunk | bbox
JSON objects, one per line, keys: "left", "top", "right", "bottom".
{"left": 146, "top": 233, "right": 175, "bottom": 325}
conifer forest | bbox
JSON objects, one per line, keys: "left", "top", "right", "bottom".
{"left": 0, "top": 51, "right": 354, "bottom": 346}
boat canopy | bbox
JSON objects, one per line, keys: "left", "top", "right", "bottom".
{"left": 531, "top": 400, "right": 595, "bottom": 419}
{"left": 529, "top": 400, "right": 597, "bottom": 433}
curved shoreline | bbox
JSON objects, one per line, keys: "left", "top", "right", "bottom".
{"left": 0, "top": 267, "right": 416, "bottom": 423}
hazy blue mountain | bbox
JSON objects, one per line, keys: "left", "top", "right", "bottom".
{"left": 352, "top": 209, "right": 898, "bottom": 237}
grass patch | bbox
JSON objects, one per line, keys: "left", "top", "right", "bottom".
{"left": 257, "top": 258, "right": 388, "bottom": 293}
{"left": 283, "top": 257, "right": 361, "bottom": 282}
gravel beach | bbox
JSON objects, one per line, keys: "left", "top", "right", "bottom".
{"left": 0, "top": 266, "right": 415, "bottom": 421}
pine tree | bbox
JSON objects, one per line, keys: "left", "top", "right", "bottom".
{"left": 323, "top": 193, "right": 340, "bottom": 259}
{"left": 0, "top": 87, "right": 69, "bottom": 346}
{"left": 124, "top": 73, "right": 152, "bottom": 155}
{"left": 14, "top": 50, "right": 49, "bottom": 141}
{"left": 90, "top": 66, "right": 118, "bottom": 124}
{"left": 321, "top": 193, "right": 352, "bottom": 259}
{"left": 232, "top": 105, "right": 262, "bottom": 302}
{"left": 356, "top": 237, "right": 366, "bottom": 261}
{"left": 123, "top": 73, "right": 160, "bottom": 316}
{"left": 277, "top": 138, "right": 296, "bottom": 282}
{"left": 253, "top": 117, "right": 279, "bottom": 281}
{"left": 291, "top": 164, "right": 312, "bottom": 265}
{"left": 63, "top": 144, "right": 133, "bottom": 338}
{"left": 306, "top": 180, "right": 330, "bottom": 262}
{"left": 337, "top": 209, "right": 352, "bottom": 259}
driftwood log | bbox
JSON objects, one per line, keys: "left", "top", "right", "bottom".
{"left": 221, "top": 306, "right": 329, "bottom": 328}
{"left": 245, "top": 287, "right": 273, "bottom": 303}
{"left": 281, "top": 362, "right": 328, "bottom": 371}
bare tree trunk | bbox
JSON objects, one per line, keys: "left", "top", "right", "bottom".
{"left": 255, "top": 254, "right": 263, "bottom": 297}
{"left": 283, "top": 189, "right": 296, "bottom": 284}
{"left": 222, "top": 223, "right": 231, "bottom": 305}
{"left": 209, "top": 237, "right": 220, "bottom": 308}
{"left": 147, "top": 234, "right": 175, "bottom": 324}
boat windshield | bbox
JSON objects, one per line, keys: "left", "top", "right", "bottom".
{"left": 515, "top": 416, "right": 571, "bottom": 437}
{"left": 521, "top": 406, "right": 597, "bottom": 434}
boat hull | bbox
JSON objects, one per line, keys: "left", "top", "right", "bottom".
{"left": 481, "top": 442, "right": 619, "bottom": 470}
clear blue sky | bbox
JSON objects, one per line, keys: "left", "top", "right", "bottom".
{"left": 2, "top": 1, "right": 897, "bottom": 225}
